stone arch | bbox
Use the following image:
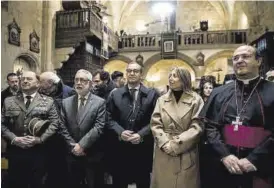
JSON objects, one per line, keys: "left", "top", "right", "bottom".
{"left": 204, "top": 50, "right": 234, "bottom": 84}
{"left": 14, "top": 53, "right": 39, "bottom": 73}
{"left": 143, "top": 52, "right": 197, "bottom": 78}
{"left": 204, "top": 50, "right": 234, "bottom": 66}
{"left": 107, "top": 55, "right": 132, "bottom": 64}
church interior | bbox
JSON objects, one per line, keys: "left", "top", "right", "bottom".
{"left": 2, "top": 1, "right": 274, "bottom": 188}
{"left": 1, "top": 0, "right": 274, "bottom": 89}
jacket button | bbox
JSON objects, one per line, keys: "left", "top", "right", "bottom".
{"left": 179, "top": 141, "right": 183, "bottom": 144}
{"left": 24, "top": 124, "right": 27, "bottom": 127}
{"left": 159, "top": 133, "right": 162, "bottom": 136}
{"left": 23, "top": 133, "right": 27, "bottom": 136}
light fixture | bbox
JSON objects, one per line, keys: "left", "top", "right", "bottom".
{"left": 151, "top": 2, "right": 174, "bottom": 20}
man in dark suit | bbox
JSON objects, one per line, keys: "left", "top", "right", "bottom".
{"left": 1, "top": 71, "right": 59, "bottom": 188}
{"left": 1, "top": 73, "right": 20, "bottom": 107}
{"left": 107, "top": 62, "right": 159, "bottom": 188}
{"left": 60, "top": 69, "right": 106, "bottom": 188}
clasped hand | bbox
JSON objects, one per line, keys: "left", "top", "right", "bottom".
{"left": 162, "top": 142, "right": 177, "bottom": 156}
{"left": 222, "top": 155, "right": 257, "bottom": 174}
{"left": 13, "top": 136, "right": 41, "bottom": 149}
{"left": 121, "top": 130, "right": 142, "bottom": 144}
{"left": 70, "top": 143, "right": 86, "bottom": 156}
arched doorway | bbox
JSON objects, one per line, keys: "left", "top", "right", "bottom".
{"left": 145, "top": 59, "right": 196, "bottom": 88}
{"left": 104, "top": 60, "right": 128, "bottom": 75}
{"left": 13, "top": 54, "right": 38, "bottom": 75}
{"left": 204, "top": 50, "right": 233, "bottom": 84}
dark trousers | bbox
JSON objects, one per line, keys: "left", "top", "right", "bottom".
{"left": 67, "top": 154, "right": 104, "bottom": 188}
{"left": 7, "top": 146, "right": 46, "bottom": 188}
{"left": 112, "top": 173, "right": 150, "bottom": 188}
{"left": 44, "top": 136, "right": 69, "bottom": 188}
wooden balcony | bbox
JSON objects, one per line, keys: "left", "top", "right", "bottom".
{"left": 55, "top": 8, "right": 118, "bottom": 51}
{"left": 119, "top": 30, "right": 247, "bottom": 52}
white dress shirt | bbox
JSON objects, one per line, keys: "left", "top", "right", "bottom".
{"left": 23, "top": 92, "right": 37, "bottom": 104}
{"left": 77, "top": 92, "right": 90, "bottom": 109}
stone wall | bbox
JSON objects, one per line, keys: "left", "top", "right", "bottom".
{"left": 1, "top": 1, "right": 43, "bottom": 88}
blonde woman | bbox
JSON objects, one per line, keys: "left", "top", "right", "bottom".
{"left": 150, "top": 67, "right": 204, "bottom": 188}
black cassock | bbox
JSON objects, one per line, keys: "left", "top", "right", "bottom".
{"left": 200, "top": 77, "right": 274, "bottom": 188}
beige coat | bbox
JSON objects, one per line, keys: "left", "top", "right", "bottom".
{"left": 150, "top": 90, "right": 204, "bottom": 188}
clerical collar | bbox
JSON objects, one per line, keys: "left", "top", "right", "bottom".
{"left": 237, "top": 75, "right": 260, "bottom": 85}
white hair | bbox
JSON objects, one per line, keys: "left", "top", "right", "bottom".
{"left": 76, "top": 69, "right": 93, "bottom": 81}
{"left": 40, "top": 72, "right": 61, "bottom": 84}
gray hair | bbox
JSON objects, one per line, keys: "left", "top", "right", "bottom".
{"left": 76, "top": 69, "right": 93, "bottom": 81}
{"left": 40, "top": 72, "right": 61, "bottom": 84}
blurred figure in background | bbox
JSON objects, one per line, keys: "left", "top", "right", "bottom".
{"left": 92, "top": 70, "right": 116, "bottom": 99}
{"left": 199, "top": 75, "right": 216, "bottom": 102}
{"left": 1, "top": 73, "right": 20, "bottom": 107}
{"left": 265, "top": 69, "right": 274, "bottom": 82}
{"left": 111, "top": 71, "right": 126, "bottom": 88}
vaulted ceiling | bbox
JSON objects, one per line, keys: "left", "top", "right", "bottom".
{"left": 99, "top": 0, "right": 241, "bottom": 32}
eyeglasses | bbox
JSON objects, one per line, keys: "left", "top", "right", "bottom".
{"left": 74, "top": 78, "right": 89, "bottom": 84}
{"left": 126, "top": 69, "right": 141, "bottom": 74}
{"left": 232, "top": 54, "right": 254, "bottom": 61}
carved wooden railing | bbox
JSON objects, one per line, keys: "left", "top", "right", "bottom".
{"left": 56, "top": 9, "right": 118, "bottom": 50}
{"left": 119, "top": 30, "right": 247, "bottom": 50}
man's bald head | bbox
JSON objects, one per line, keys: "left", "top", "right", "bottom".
{"left": 21, "top": 71, "right": 40, "bottom": 94}
{"left": 233, "top": 45, "right": 257, "bottom": 59}
{"left": 232, "top": 45, "right": 261, "bottom": 79}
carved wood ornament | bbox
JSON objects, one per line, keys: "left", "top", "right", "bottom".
{"left": 8, "top": 18, "right": 21, "bottom": 46}
{"left": 29, "top": 30, "right": 40, "bottom": 53}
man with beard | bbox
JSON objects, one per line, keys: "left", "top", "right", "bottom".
{"left": 1, "top": 71, "right": 59, "bottom": 188}
{"left": 106, "top": 62, "right": 159, "bottom": 188}
{"left": 60, "top": 69, "right": 106, "bottom": 188}
{"left": 200, "top": 45, "right": 274, "bottom": 188}
{"left": 1, "top": 73, "right": 20, "bottom": 107}
{"left": 39, "top": 71, "right": 75, "bottom": 188}
{"left": 92, "top": 70, "right": 116, "bottom": 99}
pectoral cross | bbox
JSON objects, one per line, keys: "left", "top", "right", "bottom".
{"left": 232, "top": 116, "right": 242, "bottom": 131}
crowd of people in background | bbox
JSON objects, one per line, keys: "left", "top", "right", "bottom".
{"left": 1, "top": 45, "right": 274, "bottom": 188}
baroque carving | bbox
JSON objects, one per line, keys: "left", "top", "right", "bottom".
{"left": 8, "top": 18, "right": 21, "bottom": 46}
{"left": 194, "top": 51, "right": 205, "bottom": 66}
{"left": 29, "top": 30, "right": 40, "bottom": 53}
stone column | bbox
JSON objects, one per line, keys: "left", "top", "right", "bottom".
{"left": 41, "top": 1, "right": 62, "bottom": 71}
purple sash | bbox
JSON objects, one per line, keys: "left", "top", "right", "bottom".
{"left": 224, "top": 125, "right": 271, "bottom": 148}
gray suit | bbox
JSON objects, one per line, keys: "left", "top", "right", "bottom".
{"left": 60, "top": 92, "right": 106, "bottom": 188}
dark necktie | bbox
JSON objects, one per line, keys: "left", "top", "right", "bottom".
{"left": 130, "top": 89, "right": 137, "bottom": 103}
{"left": 25, "top": 96, "right": 32, "bottom": 109}
{"left": 78, "top": 97, "right": 86, "bottom": 114}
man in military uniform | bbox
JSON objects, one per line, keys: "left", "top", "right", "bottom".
{"left": 1, "top": 71, "right": 59, "bottom": 188}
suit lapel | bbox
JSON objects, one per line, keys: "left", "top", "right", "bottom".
{"left": 14, "top": 94, "right": 27, "bottom": 112}
{"left": 162, "top": 91, "right": 193, "bottom": 126}
{"left": 178, "top": 92, "right": 193, "bottom": 118}
{"left": 26, "top": 93, "right": 41, "bottom": 116}
{"left": 78, "top": 93, "right": 93, "bottom": 125}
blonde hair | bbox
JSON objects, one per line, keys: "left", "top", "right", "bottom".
{"left": 170, "top": 67, "right": 192, "bottom": 91}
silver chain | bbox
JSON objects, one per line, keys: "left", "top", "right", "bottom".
{"left": 234, "top": 78, "right": 261, "bottom": 118}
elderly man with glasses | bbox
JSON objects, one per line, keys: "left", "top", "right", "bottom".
{"left": 59, "top": 69, "right": 106, "bottom": 188}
